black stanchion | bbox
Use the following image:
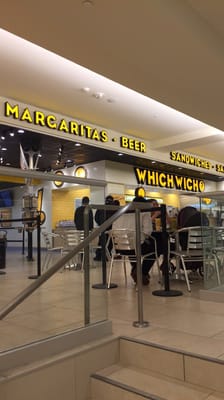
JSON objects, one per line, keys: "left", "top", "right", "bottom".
{"left": 152, "top": 205, "right": 183, "bottom": 297}
{"left": 29, "top": 214, "right": 41, "bottom": 280}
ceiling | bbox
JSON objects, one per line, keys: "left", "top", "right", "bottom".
{"left": 0, "top": 0, "right": 224, "bottom": 182}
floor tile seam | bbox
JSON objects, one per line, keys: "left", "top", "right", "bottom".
{"left": 137, "top": 326, "right": 224, "bottom": 343}
{"left": 145, "top": 321, "right": 224, "bottom": 338}
{"left": 0, "top": 321, "right": 57, "bottom": 334}
{"left": 144, "top": 301, "right": 224, "bottom": 318}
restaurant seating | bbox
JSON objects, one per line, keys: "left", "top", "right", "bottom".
{"left": 42, "top": 231, "right": 63, "bottom": 272}
{"left": 61, "top": 230, "right": 85, "bottom": 270}
{"left": 60, "top": 229, "right": 100, "bottom": 270}
{"left": 106, "top": 229, "right": 160, "bottom": 288}
{"left": 170, "top": 226, "right": 220, "bottom": 291}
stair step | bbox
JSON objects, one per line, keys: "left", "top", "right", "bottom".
{"left": 91, "top": 364, "right": 222, "bottom": 400}
{"left": 90, "top": 337, "right": 224, "bottom": 400}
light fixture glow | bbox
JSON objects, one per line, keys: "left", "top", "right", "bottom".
{"left": 93, "top": 92, "right": 104, "bottom": 99}
{"left": 81, "top": 87, "right": 90, "bottom": 93}
{"left": 82, "top": 0, "right": 94, "bottom": 6}
{"left": 17, "top": 129, "right": 24, "bottom": 133}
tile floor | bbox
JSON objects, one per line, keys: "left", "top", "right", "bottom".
{"left": 1, "top": 248, "right": 224, "bottom": 361}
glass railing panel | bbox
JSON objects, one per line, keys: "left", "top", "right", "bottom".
{"left": 88, "top": 234, "right": 107, "bottom": 323}
{"left": 202, "top": 226, "right": 224, "bottom": 290}
{"left": 0, "top": 168, "right": 108, "bottom": 353}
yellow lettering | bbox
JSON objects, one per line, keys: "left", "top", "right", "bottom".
{"left": 199, "top": 181, "right": 205, "bottom": 192}
{"left": 147, "top": 171, "right": 156, "bottom": 185}
{"left": 192, "top": 180, "right": 199, "bottom": 192}
{"left": 121, "top": 137, "right": 128, "bottom": 148}
{"left": 159, "top": 173, "right": 166, "bottom": 187}
{"left": 58, "top": 119, "right": 69, "bottom": 132}
{"left": 175, "top": 176, "right": 183, "bottom": 189}
{"left": 186, "top": 178, "right": 192, "bottom": 191}
{"left": 85, "top": 126, "right": 92, "bottom": 138}
{"left": 46, "top": 115, "right": 57, "bottom": 129}
{"left": 21, "top": 108, "right": 33, "bottom": 123}
{"left": 5, "top": 102, "right": 19, "bottom": 119}
{"left": 170, "top": 151, "right": 176, "bottom": 161}
{"left": 100, "top": 130, "right": 108, "bottom": 142}
{"left": 134, "top": 168, "right": 147, "bottom": 184}
{"left": 129, "top": 139, "right": 134, "bottom": 150}
{"left": 91, "top": 129, "right": 100, "bottom": 140}
{"left": 140, "top": 142, "right": 146, "bottom": 152}
{"left": 69, "top": 121, "right": 79, "bottom": 134}
{"left": 34, "top": 111, "right": 45, "bottom": 126}
{"left": 166, "top": 174, "right": 174, "bottom": 188}
{"left": 79, "top": 124, "right": 85, "bottom": 136}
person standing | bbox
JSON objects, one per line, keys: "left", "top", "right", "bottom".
{"left": 74, "top": 196, "right": 93, "bottom": 231}
{"left": 94, "top": 195, "right": 115, "bottom": 261}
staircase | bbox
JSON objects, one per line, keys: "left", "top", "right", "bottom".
{"left": 91, "top": 336, "right": 224, "bottom": 400}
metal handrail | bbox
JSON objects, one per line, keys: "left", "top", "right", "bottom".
{"left": 0, "top": 202, "right": 165, "bottom": 326}
{"left": 0, "top": 202, "right": 132, "bottom": 319}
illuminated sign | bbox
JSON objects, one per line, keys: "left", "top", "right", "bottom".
{"left": 170, "top": 151, "right": 224, "bottom": 174}
{"left": 134, "top": 167, "right": 205, "bottom": 192}
{"left": 4, "top": 101, "right": 146, "bottom": 154}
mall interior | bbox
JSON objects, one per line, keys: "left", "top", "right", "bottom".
{"left": 1, "top": 2, "right": 224, "bottom": 399}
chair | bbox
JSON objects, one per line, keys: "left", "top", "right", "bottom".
{"left": 106, "top": 229, "right": 160, "bottom": 289}
{"left": 41, "top": 231, "right": 63, "bottom": 272}
{"left": 61, "top": 229, "right": 102, "bottom": 270}
{"left": 210, "top": 227, "right": 224, "bottom": 279}
{"left": 170, "top": 226, "right": 220, "bottom": 292}
{"left": 61, "top": 230, "right": 85, "bottom": 270}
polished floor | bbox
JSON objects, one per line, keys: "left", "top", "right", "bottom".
{"left": 1, "top": 247, "right": 224, "bottom": 361}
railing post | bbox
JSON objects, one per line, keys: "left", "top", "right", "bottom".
{"left": 133, "top": 206, "right": 149, "bottom": 328}
{"left": 84, "top": 206, "right": 90, "bottom": 325}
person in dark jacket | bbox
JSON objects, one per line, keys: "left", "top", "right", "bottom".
{"left": 94, "top": 195, "right": 116, "bottom": 261}
{"left": 74, "top": 196, "right": 93, "bottom": 231}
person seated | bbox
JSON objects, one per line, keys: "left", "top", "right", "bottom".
{"left": 113, "top": 197, "right": 157, "bottom": 285}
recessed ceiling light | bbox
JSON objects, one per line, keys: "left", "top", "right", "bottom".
{"left": 1, "top": 147, "right": 7, "bottom": 151}
{"left": 75, "top": 143, "right": 81, "bottom": 146}
{"left": 93, "top": 92, "right": 104, "bottom": 99}
{"left": 9, "top": 132, "right": 15, "bottom": 137}
{"left": 81, "top": 87, "right": 90, "bottom": 93}
{"left": 1, "top": 136, "right": 5, "bottom": 140}
{"left": 118, "top": 153, "right": 123, "bottom": 156}
{"left": 17, "top": 129, "right": 24, "bottom": 133}
{"left": 151, "top": 161, "right": 156, "bottom": 164}
{"left": 82, "top": 0, "right": 94, "bottom": 6}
